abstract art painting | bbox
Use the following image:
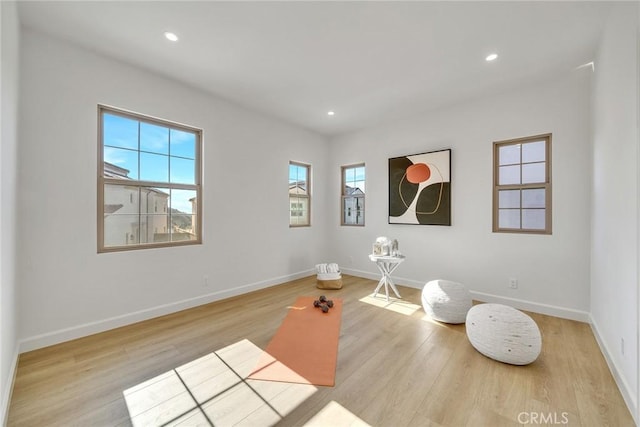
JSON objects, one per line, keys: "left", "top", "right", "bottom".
{"left": 389, "top": 149, "right": 451, "bottom": 225}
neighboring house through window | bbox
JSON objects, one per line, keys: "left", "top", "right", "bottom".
{"left": 341, "top": 163, "right": 365, "bottom": 226}
{"left": 289, "top": 161, "right": 310, "bottom": 226}
{"left": 98, "top": 105, "right": 202, "bottom": 252}
{"left": 493, "top": 133, "right": 551, "bottom": 234}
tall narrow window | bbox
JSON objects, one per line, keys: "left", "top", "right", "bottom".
{"left": 341, "top": 163, "right": 365, "bottom": 226}
{"left": 493, "top": 134, "right": 552, "bottom": 234}
{"left": 98, "top": 105, "right": 202, "bottom": 252}
{"left": 289, "top": 161, "right": 310, "bottom": 226}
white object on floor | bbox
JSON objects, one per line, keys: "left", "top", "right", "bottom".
{"left": 317, "top": 272, "right": 341, "bottom": 281}
{"left": 369, "top": 254, "right": 405, "bottom": 301}
{"left": 421, "top": 279, "right": 472, "bottom": 324}
{"left": 327, "top": 263, "right": 339, "bottom": 273}
{"left": 315, "top": 263, "right": 341, "bottom": 281}
{"left": 316, "top": 262, "right": 342, "bottom": 289}
{"left": 465, "top": 303, "right": 542, "bottom": 365}
{"left": 316, "top": 263, "right": 340, "bottom": 275}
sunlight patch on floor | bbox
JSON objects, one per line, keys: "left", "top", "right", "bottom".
{"left": 359, "top": 293, "right": 422, "bottom": 316}
{"left": 303, "top": 400, "right": 371, "bottom": 426}
{"left": 123, "top": 339, "right": 317, "bottom": 427}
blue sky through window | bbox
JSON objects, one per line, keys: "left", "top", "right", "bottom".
{"left": 289, "top": 163, "right": 309, "bottom": 196}
{"left": 344, "top": 166, "right": 365, "bottom": 193}
{"left": 289, "top": 164, "right": 307, "bottom": 183}
{"left": 103, "top": 113, "right": 197, "bottom": 213}
{"left": 140, "top": 122, "right": 169, "bottom": 155}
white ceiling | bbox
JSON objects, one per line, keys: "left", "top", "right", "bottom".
{"left": 17, "top": 1, "right": 611, "bottom": 136}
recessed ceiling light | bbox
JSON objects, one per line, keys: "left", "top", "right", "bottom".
{"left": 486, "top": 53, "right": 498, "bottom": 62}
{"left": 164, "top": 32, "right": 179, "bottom": 42}
{"left": 327, "top": 111, "right": 335, "bottom": 116}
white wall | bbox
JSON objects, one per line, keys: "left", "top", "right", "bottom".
{"left": 329, "top": 71, "right": 592, "bottom": 320}
{"left": 17, "top": 29, "right": 329, "bottom": 350}
{"left": 0, "top": 0, "right": 20, "bottom": 422}
{"left": 591, "top": 3, "right": 639, "bottom": 421}
{"left": 10, "top": 7, "right": 639, "bottom": 423}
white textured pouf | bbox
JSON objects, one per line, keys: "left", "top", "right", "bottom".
{"left": 421, "top": 280, "right": 472, "bottom": 324}
{"left": 465, "top": 303, "right": 542, "bottom": 365}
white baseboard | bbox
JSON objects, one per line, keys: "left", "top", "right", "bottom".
{"left": 346, "top": 269, "right": 635, "bottom": 422}
{"left": 18, "top": 269, "right": 314, "bottom": 353}
{"left": 589, "top": 316, "right": 638, "bottom": 425}
{"left": 342, "top": 267, "right": 426, "bottom": 288}
{"left": 10, "top": 268, "right": 638, "bottom": 424}
{"left": 342, "top": 268, "right": 590, "bottom": 322}
{"left": 342, "top": 267, "right": 384, "bottom": 283}
{"left": 1, "top": 347, "right": 19, "bottom": 425}
{"left": 468, "top": 291, "right": 590, "bottom": 322}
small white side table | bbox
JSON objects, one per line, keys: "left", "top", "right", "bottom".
{"left": 369, "top": 254, "right": 405, "bottom": 301}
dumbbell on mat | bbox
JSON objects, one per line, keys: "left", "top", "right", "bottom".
{"left": 313, "top": 296, "right": 334, "bottom": 313}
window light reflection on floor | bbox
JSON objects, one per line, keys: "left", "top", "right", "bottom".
{"left": 123, "top": 339, "right": 317, "bottom": 426}
{"left": 359, "top": 293, "right": 422, "bottom": 316}
{"left": 303, "top": 400, "right": 371, "bottom": 426}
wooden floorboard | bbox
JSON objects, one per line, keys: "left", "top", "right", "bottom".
{"left": 6, "top": 275, "right": 635, "bottom": 426}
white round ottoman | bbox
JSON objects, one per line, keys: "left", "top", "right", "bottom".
{"left": 421, "top": 280, "right": 472, "bottom": 324}
{"left": 465, "top": 303, "right": 541, "bottom": 365}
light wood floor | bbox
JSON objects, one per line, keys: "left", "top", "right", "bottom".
{"left": 7, "top": 275, "right": 635, "bottom": 426}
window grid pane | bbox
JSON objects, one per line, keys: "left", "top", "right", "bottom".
{"left": 522, "top": 162, "right": 546, "bottom": 184}
{"left": 522, "top": 141, "right": 546, "bottom": 163}
{"left": 522, "top": 188, "right": 545, "bottom": 208}
{"left": 169, "top": 129, "right": 196, "bottom": 159}
{"left": 104, "top": 147, "right": 139, "bottom": 180}
{"left": 103, "top": 113, "right": 200, "bottom": 186}
{"left": 522, "top": 209, "right": 546, "bottom": 230}
{"left": 498, "top": 189, "right": 520, "bottom": 209}
{"left": 140, "top": 152, "right": 169, "bottom": 183}
{"left": 170, "top": 157, "right": 196, "bottom": 184}
{"left": 289, "top": 162, "right": 310, "bottom": 226}
{"left": 103, "top": 113, "right": 139, "bottom": 150}
{"left": 140, "top": 122, "right": 169, "bottom": 155}
{"left": 499, "top": 165, "right": 521, "bottom": 185}
{"left": 342, "top": 196, "right": 365, "bottom": 225}
{"left": 99, "top": 106, "right": 201, "bottom": 251}
{"left": 498, "top": 209, "right": 521, "bottom": 229}
{"left": 494, "top": 134, "right": 551, "bottom": 234}
{"left": 341, "top": 164, "right": 365, "bottom": 226}
{"left": 498, "top": 144, "right": 521, "bottom": 166}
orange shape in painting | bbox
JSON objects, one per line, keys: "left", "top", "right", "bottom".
{"left": 406, "top": 163, "right": 431, "bottom": 184}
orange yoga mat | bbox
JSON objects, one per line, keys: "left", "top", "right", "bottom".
{"left": 249, "top": 296, "right": 343, "bottom": 387}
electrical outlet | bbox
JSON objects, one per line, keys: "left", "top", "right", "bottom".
{"left": 348, "top": 256, "right": 354, "bottom": 265}
{"left": 203, "top": 275, "right": 209, "bottom": 287}
{"left": 621, "top": 338, "right": 625, "bottom": 355}
{"left": 509, "top": 278, "right": 518, "bottom": 289}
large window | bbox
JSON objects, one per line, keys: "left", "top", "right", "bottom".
{"left": 289, "top": 161, "right": 310, "bottom": 226}
{"left": 98, "top": 105, "right": 202, "bottom": 252}
{"left": 493, "top": 134, "right": 551, "bottom": 234}
{"left": 341, "top": 163, "right": 365, "bottom": 226}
